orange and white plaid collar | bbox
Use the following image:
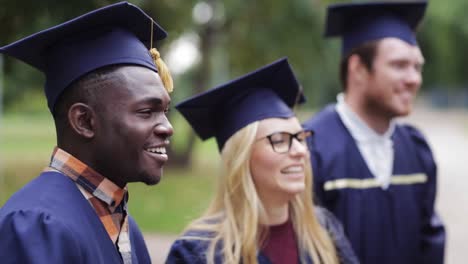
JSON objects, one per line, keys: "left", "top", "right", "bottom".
{"left": 45, "top": 147, "right": 132, "bottom": 262}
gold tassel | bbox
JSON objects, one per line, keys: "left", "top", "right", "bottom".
{"left": 150, "top": 48, "right": 173, "bottom": 93}
{"left": 148, "top": 18, "right": 173, "bottom": 93}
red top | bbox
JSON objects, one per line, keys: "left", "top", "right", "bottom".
{"left": 261, "top": 220, "right": 299, "bottom": 264}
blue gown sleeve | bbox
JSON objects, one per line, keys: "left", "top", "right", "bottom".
{"left": 315, "top": 207, "right": 359, "bottom": 264}
{"left": 407, "top": 126, "right": 446, "bottom": 263}
{"left": 166, "top": 239, "right": 210, "bottom": 264}
{"left": 0, "top": 210, "right": 83, "bottom": 264}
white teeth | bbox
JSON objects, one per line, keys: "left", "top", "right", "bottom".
{"left": 146, "top": 147, "right": 166, "bottom": 154}
{"left": 282, "top": 166, "right": 303, "bottom": 173}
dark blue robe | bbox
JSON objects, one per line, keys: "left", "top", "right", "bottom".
{"left": 0, "top": 171, "right": 151, "bottom": 264}
{"left": 165, "top": 207, "right": 359, "bottom": 264}
{"left": 303, "top": 105, "right": 446, "bottom": 264}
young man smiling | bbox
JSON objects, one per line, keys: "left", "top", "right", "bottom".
{"left": 0, "top": 2, "right": 173, "bottom": 263}
{"left": 303, "top": 1, "right": 446, "bottom": 263}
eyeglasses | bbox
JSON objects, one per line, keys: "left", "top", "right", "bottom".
{"left": 257, "top": 130, "right": 312, "bottom": 154}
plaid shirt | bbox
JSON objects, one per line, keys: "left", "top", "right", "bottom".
{"left": 45, "top": 147, "right": 132, "bottom": 263}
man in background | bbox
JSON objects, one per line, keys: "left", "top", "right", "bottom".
{"left": 303, "top": 1, "right": 446, "bottom": 263}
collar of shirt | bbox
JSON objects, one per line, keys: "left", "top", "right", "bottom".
{"left": 335, "top": 93, "right": 395, "bottom": 189}
{"left": 44, "top": 147, "right": 132, "bottom": 259}
{"left": 47, "top": 147, "right": 127, "bottom": 211}
{"left": 335, "top": 93, "right": 395, "bottom": 143}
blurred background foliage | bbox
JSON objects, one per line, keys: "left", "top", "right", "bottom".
{"left": 1, "top": 0, "right": 468, "bottom": 109}
{"left": 1, "top": 0, "right": 467, "bottom": 231}
{"left": 2, "top": 0, "right": 468, "bottom": 165}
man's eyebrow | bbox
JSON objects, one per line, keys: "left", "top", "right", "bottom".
{"left": 139, "top": 97, "right": 172, "bottom": 108}
{"left": 140, "top": 97, "right": 164, "bottom": 105}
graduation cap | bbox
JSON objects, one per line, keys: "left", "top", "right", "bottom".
{"left": 176, "top": 58, "right": 305, "bottom": 152}
{"left": 0, "top": 1, "right": 173, "bottom": 113}
{"left": 325, "top": 1, "right": 428, "bottom": 57}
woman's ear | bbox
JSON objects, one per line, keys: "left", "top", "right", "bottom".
{"left": 68, "top": 103, "right": 96, "bottom": 139}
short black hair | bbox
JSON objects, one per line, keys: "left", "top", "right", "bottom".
{"left": 339, "top": 40, "right": 380, "bottom": 90}
{"left": 52, "top": 65, "right": 124, "bottom": 134}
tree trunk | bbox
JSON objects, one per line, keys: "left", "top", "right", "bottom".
{"left": 168, "top": 1, "right": 219, "bottom": 169}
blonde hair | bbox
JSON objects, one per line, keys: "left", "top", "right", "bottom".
{"left": 183, "top": 121, "right": 339, "bottom": 264}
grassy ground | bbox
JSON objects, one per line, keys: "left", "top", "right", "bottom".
{"left": 1, "top": 113, "right": 218, "bottom": 234}
{"left": 1, "top": 114, "right": 56, "bottom": 202}
{"left": 128, "top": 168, "right": 215, "bottom": 234}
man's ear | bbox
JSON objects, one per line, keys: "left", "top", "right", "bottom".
{"left": 348, "top": 54, "right": 369, "bottom": 82}
{"left": 68, "top": 103, "right": 96, "bottom": 139}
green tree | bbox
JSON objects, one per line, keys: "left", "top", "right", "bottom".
{"left": 2, "top": 0, "right": 467, "bottom": 166}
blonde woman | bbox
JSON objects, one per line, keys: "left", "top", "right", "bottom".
{"left": 167, "top": 58, "right": 358, "bottom": 264}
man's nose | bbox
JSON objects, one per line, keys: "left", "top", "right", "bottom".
{"left": 155, "top": 115, "right": 173, "bottom": 138}
{"left": 405, "top": 67, "right": 422, "bottom": 88}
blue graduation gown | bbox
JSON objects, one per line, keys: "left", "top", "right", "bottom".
{"left": 0, "top": 171, "right": 151, "bottom": 264}
{"left": 165, "top": 207, "right": 359, "bottom": 264}
{"left": 303, "top": 105, "right": 446, "bottom": 264}
{"left": 167, "top": 237, "right": 286, "bottom": 264}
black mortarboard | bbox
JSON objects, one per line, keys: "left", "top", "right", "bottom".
{"left": 176, "top": 58, "right": 305, "bottom": 152}
{"left": 325, "top": 1, "right": 427, "bottom": 57}
{"left": 0, "top": 1, "right": 172, "bottom": 113}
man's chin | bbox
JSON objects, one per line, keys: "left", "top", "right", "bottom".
{"left": 137, "top": 172, "right": 162, "bottom": 186}
{"left": 145, "top": 176, "right": 162, "bottom": 186}
{"left": 389, "top": 103, "right": 412, "bottom": 117}
{"left": 396, "top": 106, "right": 412, "bottom": 117}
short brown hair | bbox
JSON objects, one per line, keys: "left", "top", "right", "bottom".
{"left": 339, "top": 40, "right": 380, "bottom": 90}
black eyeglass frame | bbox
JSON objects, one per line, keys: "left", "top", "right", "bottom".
{"left": 257, "top": 130, "right": 313, "bottom": 154}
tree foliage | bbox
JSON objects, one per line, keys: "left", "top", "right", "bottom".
{"left": 2, "top": 0, "right": 467, "bottom": 110}
{"left": 1, "top": 0, "right": 467, "bottom": 165}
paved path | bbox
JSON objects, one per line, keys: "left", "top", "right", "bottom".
{"left": 144, "top": 233, "right": 177, "bottom": 264}
{"left": 404, "top": 105, "right": 468, "bottom": 264}
{"left": 145, "top": 104, "right": 468, "bottom": 264}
